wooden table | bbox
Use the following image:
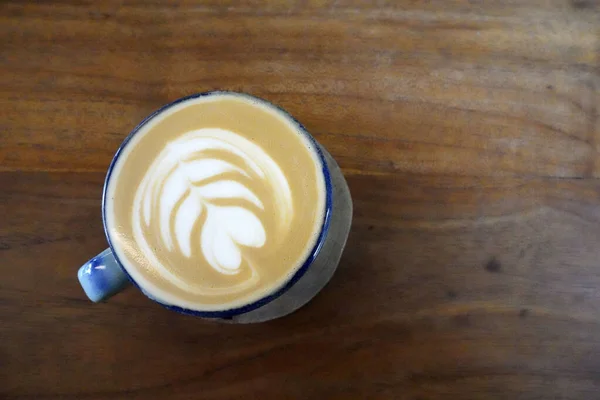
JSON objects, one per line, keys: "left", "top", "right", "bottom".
{"left": 2, "top": 1, "right": 600, "bottom": 399}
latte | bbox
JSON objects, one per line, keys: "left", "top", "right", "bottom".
{"left": 104, "top": 92, "right": 327, "bottom": 311}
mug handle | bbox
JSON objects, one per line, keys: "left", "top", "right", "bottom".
{"left": 77, "top": 248, "right": 131, "bottom": 302}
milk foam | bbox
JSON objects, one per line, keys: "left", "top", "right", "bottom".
{"left": 105, "top": 93, "right": 327, "bottom": 311}
{"left": 132, "top": 127, "right": 293, "bottom": 294}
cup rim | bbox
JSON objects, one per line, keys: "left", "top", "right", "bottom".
{"left": 101, "top": 91, "right": 333, "bottom": 318}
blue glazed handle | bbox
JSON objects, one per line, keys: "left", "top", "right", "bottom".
{"left": 77, "top": 248, "right": 131, "bottom": 302}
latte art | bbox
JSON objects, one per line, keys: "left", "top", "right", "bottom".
{"left": 132, "top": 128, "right": 293, "bottom": 294}
{"left": 105, "top": 92, "right": 326, "bottom": 311}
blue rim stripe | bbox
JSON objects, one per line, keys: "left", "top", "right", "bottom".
{"left": 102, "top": 91, "right": 333, "bottom": 318}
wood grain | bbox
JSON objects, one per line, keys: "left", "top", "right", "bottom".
{"left": 1, "top": 1, "right": 600, "bottom": 399}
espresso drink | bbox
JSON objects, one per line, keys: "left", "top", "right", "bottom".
{"left": 105, "top": 93, "right": 326, "bottom": 311}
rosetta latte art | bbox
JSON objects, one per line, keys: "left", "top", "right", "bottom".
{"left": 132, "top": 128, "right": 293, "bottom": 296}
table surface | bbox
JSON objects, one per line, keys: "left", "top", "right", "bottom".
{"left": 2, "top": 1, "right": 600, "bottom": 399}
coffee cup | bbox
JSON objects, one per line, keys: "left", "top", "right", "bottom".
{"left": 77, "top": 91, "right": 352, "bottom": 322}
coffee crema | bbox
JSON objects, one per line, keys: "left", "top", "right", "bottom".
{"left": 105, "top": 93, "right": 326, "bottom": 311}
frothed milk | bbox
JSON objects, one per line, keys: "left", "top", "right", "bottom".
{"left": 105, "top": 93, "right": 326, "bottom": 311}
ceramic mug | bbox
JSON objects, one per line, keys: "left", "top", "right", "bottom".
{"left": 77, "top": 92, "right": 353, "bottom": 323}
